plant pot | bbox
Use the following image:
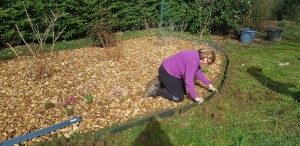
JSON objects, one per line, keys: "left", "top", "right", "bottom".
{"left": 267, "top": 29, "right": 283, "bottom": 41}
{"left": 239, "top": 28, "right": 257, "bottom": 43}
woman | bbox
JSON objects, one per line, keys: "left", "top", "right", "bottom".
{"left": 144, "top": 49, "right": 218, "bottom": 104}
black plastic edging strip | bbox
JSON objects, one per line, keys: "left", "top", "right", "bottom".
{"left": 0, "top": 116, "right": 81, "bottom": 146}
{"left": 179, "top": 102, "right": 198, "bottom": 114}
{"left": 95, "top": 39, "right": 229, "bottom": 141}
{"left": 95, "top": 108, "right": 176, "bottom": 140}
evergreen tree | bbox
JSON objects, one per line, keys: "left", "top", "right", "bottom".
{"left": 0, "top": 0, "right": 46, "bottom": 45}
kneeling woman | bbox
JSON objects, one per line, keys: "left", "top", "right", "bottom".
{"left": 144, "top": 49, "right": 218, "bottom": 104}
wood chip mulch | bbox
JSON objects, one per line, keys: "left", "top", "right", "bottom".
{"left": 0, "top": 36, "right": 224, "bottom": 144}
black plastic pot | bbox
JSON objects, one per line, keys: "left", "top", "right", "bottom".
{"left": 267, "top": 29, "right": 283, "bottom": 41}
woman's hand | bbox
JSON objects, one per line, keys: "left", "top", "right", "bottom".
{"left": 208, "top": 84, "right": 218, "bottom": 92}
{"left": 195, "top": 97, "right": 204, "bottom": 104}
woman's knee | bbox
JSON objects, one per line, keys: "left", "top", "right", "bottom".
{"left": 172, "top": 95, "right": 184, "bottom": 102}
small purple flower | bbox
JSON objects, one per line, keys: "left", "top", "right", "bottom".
{"left": 68, "top": 97, "right": 76, "bottom": 102}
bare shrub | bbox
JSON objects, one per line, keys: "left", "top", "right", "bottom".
{"left": 89, "top": 12, "right": 118, "bottom": 48}
{"left": 7, "top": 3, "right": 66, "bottom": 81}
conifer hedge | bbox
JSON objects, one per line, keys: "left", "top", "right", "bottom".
{"left": 0, "top": 0, "right": 298, "bottom": 47}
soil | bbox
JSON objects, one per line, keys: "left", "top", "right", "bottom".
{"left": 0, "top": 36, "right": 224, "bottom": 145}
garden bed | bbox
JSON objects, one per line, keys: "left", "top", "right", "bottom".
{"left": 0, "top": 37, "right": 223, "bottom": 144}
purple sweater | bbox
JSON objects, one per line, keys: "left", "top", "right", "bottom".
{"left": 162, "top": 50, "right": 211, "bottom": 99}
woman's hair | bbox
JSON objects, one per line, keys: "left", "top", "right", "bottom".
{"left": 198, "top": 49, "right": 216, "bottom": 65}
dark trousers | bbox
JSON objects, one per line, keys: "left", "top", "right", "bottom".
{"left": 157, "top": 65, "right": 186, "bottom": 102}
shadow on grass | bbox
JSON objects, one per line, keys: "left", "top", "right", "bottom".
{"left": 132, "top": 119, "right": 173, "bottom": 146}
{"left": 246, "top": 66, "right": 300, "bottom": 102}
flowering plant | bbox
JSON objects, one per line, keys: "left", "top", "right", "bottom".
{"left": 57, "top": 96, "right": 77, "bottom": 115}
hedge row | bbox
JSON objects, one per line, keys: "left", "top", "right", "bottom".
{"left": 0, "top": 0, "right": 299, "bottom": 46}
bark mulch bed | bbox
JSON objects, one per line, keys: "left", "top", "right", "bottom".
{"left": 0, "top": 36, "right": 224, "bottom": 145}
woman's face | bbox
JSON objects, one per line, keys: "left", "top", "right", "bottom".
{"left": 200, "top": 57, "right": 212, "bottom": 66}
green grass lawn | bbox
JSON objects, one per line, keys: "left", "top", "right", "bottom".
{"left": 6, "top": 22, "right": 299, "bottom": 146}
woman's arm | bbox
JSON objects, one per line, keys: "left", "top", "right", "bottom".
{"left": 195, "top": 70, "right": 218, "bottom": 92}
{"left": 195, "top": 69, "right": 210, "bottom": 85}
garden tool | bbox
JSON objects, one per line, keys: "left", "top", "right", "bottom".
{"left": 252, "top": 57, "right": 289, "bottom": 66}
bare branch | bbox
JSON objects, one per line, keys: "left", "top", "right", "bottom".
{"left": 44, "top": 14, "right": 57, "bottom": 42}
{"left": 23, "top": 2, "right": 42, "bottom": 44}
{"left": 51, "top": 26, "right": 67, "bottom": 55}
{"left": 15, "top": 25, "right": 36, "bottom": 57}
{"left": 5, "top": 43, "right": 20, "bottom": 57}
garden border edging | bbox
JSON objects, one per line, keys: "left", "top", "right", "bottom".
{"left": 0, "top": 117, "right": 81, "bottom": 146}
